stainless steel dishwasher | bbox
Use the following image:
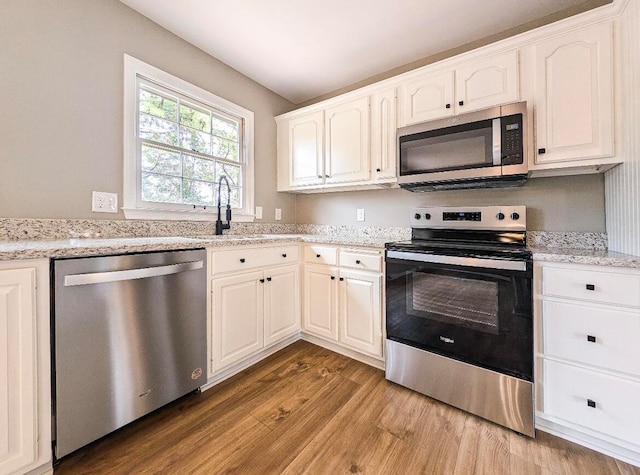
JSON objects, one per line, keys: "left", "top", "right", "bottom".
{"left": 52, "top": 249, "right": 207, "bottom": 460}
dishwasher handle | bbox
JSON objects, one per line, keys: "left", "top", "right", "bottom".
{"left": 63, "top": 260, "right": 204, "bottom": 287}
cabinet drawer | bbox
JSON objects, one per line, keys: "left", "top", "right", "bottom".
{"left": 543, "top": 300, "right": 640, "bottom": 376}
{"left": 212, "top": 245, "right": 299, "bottom": 275}
{"left": 339, "top": 249, "right": 382, "bottom": 272}
{"left": 543, "top": 267, "right": 640, "bottom": 307}
{"left": 543, "top": 360, "right": 640, "bottom": 445}
{"left": 304, "top": 245, "right": 338, "bottom": 266}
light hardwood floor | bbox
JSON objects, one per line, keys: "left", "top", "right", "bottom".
{"left": 55, "top": 341, "right": 640, "bottom": 474}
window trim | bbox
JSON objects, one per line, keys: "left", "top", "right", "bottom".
{"left": 123, "top": 54, "right": 255, "bottom": 222}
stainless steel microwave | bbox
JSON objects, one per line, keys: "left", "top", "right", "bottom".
{"left": 397, "top": 102, "right": 528, "bottom": 191}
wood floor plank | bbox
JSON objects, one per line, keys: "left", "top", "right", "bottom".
{"left": 453, "top": 415, "right": 511, "bottom": 475}
{"left": 54, "top": 341, "right": 639, "bottom": 475}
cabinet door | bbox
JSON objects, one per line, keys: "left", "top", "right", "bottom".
{"left": 455, "top": 50, "right": 519, "bottom": 114}
{"left": 400, "top": 70, "right": 454, "bottom": 125}
{"left": 303, "top": 265, "right": 338, "bottom": 341}
{"left": 338, "top": 269, "right": 382, "bottom": 357}
{"left": 0, "top": 268, "right": 37, "bottom": 474}
{"left": 264, "top": 265, "right": 300, "bottom": 346}
{"left": 324, "top": 97, "right": 371, "bottom": 184}
{"left": 288, "top": 111, "right": 324, "bottom": 187}
{"left": 371, "top": 87, "right": 398, "bottom": 180}
{"left": 212, "top": 271, "right": 264, "bottom": 371}
{"left": 534, "top": 22, "right": 613, "bottom": 164}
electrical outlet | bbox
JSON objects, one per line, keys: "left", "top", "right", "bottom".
{"left": 275, "top": 208, "right": 282, "bottom": 220}
{"left": 255, "top": 206, "right": 263, "bottom": 219}
{"left": 356, "top": 208, "right": 365, "bottom": 222}
{"left": 92, "top": 191, "right": 118, "bottom": 213}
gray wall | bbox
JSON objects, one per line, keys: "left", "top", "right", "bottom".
{"left": 295, "top": 175, "right": 606, "bottom": 232}
{"left": 0, "top": 0, "right": 296, "bottom": 223}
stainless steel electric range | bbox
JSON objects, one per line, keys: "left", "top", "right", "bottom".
{"left": 385, "top": 205, "right": 534, "bottom": 437}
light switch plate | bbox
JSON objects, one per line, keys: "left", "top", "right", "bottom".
{"left": 92, "top": 191, "right": 118, "bottom": 213}
{"left": 275, "top": 208, "right": 282, "bottom": 220}
{"left": 255, "top": 206, "right": 263, "bottom": 219}
{"left": 356, "top": 208, "right": 365, "bottom": 222}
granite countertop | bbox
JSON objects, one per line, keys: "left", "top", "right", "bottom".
{"left": 2, "top": 234, "right": 640, "bottom": 268}
{"left": 0, "top": 234, "right": 390, "bottom": 261}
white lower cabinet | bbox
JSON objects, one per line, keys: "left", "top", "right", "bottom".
{"left": 0, "top": 260, "right": 51, "bottom": 475}
{"left": 536, "top": 261, "right": 640, "bottom": 463}
{"left": 302, "top": 245, "right": 383, "bottom": 360}
{"left": 210, "top": 246, "right": 300, "bottom": 373}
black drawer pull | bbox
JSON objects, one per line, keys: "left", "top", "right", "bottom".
{"left": 587, "top": 399, "right": 597, "bottom": 408}
{"left": 259, "top": 278, "right": 265, "bottom": 283}
{"left": 266, "top": 277, "right": 272, "bottom": 282}
{"left": 240, "top": 258, "right": 246, "bottom": 263}
{"left": 587, "top": 335, "right": 597, "bottom": 343}
{"left": 445, "top": 103, "right": 451, "bottom": 109}
{"left": 282, "top": 253, "right": 287, "bottom": 258}
{"left": 317, "top": 175, "right": 323, "bottom": 179}
{"left": 339, "top": 277, "right": 344, "bottom": 281}
{"left": 586, "top": 284, "right": 595, "bottom": 291}
{"left": 458, "top": 100, "right": 464, "bottom": 106}
{"left": 330, "top": 276, "right": 336, "bottom": 280}
{"left": 376, "top": 168, "right": 381, "bottom": 172}
{"left": 538, "top": 148, "right": 546, "bottom": 154}
{"left": 316, "top": 254, "right": 321, "bottom": 258}
{"left": 356, "top": 260, "right": 361, "bottom": 264}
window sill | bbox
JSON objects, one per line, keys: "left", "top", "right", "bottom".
{"left": 122, "top": 207, "right": 255, "bottom": 222}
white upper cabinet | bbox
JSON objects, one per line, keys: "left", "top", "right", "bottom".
{"left": 532, "top": 21, "right": 615, "bottom": 169}
{"left": 370, "top": 87, "right": 398, "bottom": 181}
{"left": 324, "top": 96, "right": 371, "bottom": 184}
{"left": 399, "top": 51, "right": 519, "bottom": 125}
{"left": 286, "top": 110, "right": 324, "bottom": 188}
{"left": 400, "top": 71, "right": 454, "bottom": 124}
{"left": 455, "top": 51, "right": 520, "bottom": 113}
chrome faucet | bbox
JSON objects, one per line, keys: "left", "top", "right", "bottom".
{"left": 215, "top": 176, "right": 231, "bottom": 235}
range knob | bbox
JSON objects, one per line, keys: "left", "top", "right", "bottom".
{"left": 424, "top": 213, "right": 431, "bottom": 220}
{"left": 496, "top": 212, "right": 505, "bottom": 220}
{"left": 414, "top": 213, "right": 421, "bottom": 220}
{"left": 511, "top": 212, "right": 520, "bottom": 220}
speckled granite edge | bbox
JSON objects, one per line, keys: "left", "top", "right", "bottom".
{"left": 529, "top": 247, "right": 640, "bottom": 269}
{"left": 0, "top": 218, "right": 297, "bottom": 240}
{"left": 527, "top": 231, "right": 607, "bottom": 251}
{"left": 296, "top": 224, "right": 411, "bottom": 241}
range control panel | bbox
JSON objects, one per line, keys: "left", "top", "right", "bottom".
{"left": 410, "top": 206, "right": 526, "bottom": 231}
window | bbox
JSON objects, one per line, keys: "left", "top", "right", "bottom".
{"left": 123, "top": 55, "right": 254, "bottom": 221}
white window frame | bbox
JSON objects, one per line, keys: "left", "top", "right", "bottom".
{"left": 123, "top": 54, "right": 254, "bottom": 221}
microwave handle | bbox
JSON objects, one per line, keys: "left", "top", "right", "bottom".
{"left": 492, "top": 118, "right": 501, "bottom": 166}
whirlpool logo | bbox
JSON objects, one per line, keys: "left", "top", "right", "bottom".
{"left": 440, "top": 336, "right": 455, "bottom": 344}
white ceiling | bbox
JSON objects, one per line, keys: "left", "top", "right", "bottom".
{"left": 119, "top": 0, "right": 602, "bottom": 104}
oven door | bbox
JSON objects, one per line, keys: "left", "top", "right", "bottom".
{"left": 385, "top": 250, "right": 533, "bottom": 380}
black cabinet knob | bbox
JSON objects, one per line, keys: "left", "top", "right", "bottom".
{"left": 587, "top": 335, "right": 597, "bottom": 343}
{"left": 586, "top": 284, "right": 595, "bottom": 291}
{"left": 356, "top": 260, "right": 361, "bottom": 264}
{"left": 266, "top": 277, "right": 272, "bottom": 282}
{"left": 330, "top": 276, "right": 336, "bottom": 280}
{"left": 240, "top": 258, "right": 246, "bottom": 263}
{"left": 587, "top": 399, "right": 596, "bottom": 408}
{"left": 339, "top": 277, "right": 344, "bottom": 281}
{"left": 316, "top": 254, "right": 321, "bottom": 258}
{"left": 458, "top": 100, "right": 464, "bottom": 106}
{"left": 282, "top": 253, "right": 287, "bottom": 258}
{"left": 376, "top": 168, "right": 381, "bottom": 172}
{"left": 317, "top": 175, "right": 323, "bottom": 179}
{"left": 445, "top": 103, "right": 451, "bottom": 109}
{"left": 259, "top": 278, "right": 265, "bottom": 283}
{"left": 538, "top": 148, "right": 546, "bottom": 154}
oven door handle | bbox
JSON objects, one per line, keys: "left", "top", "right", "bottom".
{"left": 386, "top": 250, "right": 527, "bottom": 271}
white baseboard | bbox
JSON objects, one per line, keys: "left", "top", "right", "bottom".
{"left": 300, "top": 333, "right": 385, "bottom": 370}
{"left": 536, "top": 415, "right": 640, "bottom": 468}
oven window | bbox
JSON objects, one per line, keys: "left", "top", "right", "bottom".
{"left": 407, "top": 273, "right": 499, "bottom": 335}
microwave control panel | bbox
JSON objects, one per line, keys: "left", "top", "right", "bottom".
{"left": 501, "top": 114, "right": 523, "bottom": 165}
